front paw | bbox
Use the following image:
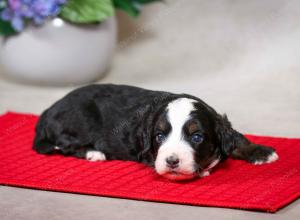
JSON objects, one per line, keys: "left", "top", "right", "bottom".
{"left": 199, "top": 170, "right": 210, "bottom": 177}
{"left": 248, "top": 145, "right": 279, "bottom": 165}
{"left": 232, "top": 144, "right": 279, "bottom": 165}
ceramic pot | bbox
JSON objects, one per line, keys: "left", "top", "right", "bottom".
{"left": 0, "top": 16, "right": 117, "bottom": 86}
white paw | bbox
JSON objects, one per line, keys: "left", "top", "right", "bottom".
{"left": 199, "top": 170, "right": 210, "bottom": 177}
{"left": 86, "top": 151, "right": 106, "bottom": 162}
{"left": 254, "top": 152, "right": 279, "bottom": 165}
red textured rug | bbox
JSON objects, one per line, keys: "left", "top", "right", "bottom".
{"left": 0, "top": 112, "right": 299, "bottom": 213}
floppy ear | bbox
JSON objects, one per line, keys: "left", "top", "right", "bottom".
{"left": 137, "top": 129, "right": 153, "bottom": 163}
{"left": 136, "top": 106, "right": 155, "bottom": 165}
{"left": 214, "top": 114, "right": 237, "bottom": 158}
{"left": 136, "top": 98, "right": 172, "bottom": 165}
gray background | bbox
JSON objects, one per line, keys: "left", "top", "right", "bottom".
{"left": 0, "top": 0, "right": 299, "bottom": 219}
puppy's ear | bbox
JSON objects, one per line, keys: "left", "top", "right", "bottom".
{"left": 136, "top": 106, "right": 155, "bottom": 165}
{"left": 137, "top": 124, "right": 155, "bottom": 165}
{"left": 214, "top": 114, "right": 237, "bottom": 158}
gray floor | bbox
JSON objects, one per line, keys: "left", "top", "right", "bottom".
{"left": 0, "top": 0, "right": 300, "bottom": 219}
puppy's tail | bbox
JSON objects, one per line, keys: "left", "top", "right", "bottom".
{"left": 33, "top": 110, "right": 56, "bottom": 154}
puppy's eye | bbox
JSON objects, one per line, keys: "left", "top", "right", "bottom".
{"left": 155, "top": 133, "right": 166, "bottom": 144}
{"left": 191, "top": 134, "right": 204, "bottom": 144}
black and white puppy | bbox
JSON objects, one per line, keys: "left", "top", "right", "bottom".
{"left": 33, "top": 84, "right": 278, "bottom": 181}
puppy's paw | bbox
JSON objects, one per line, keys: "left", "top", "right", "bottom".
{"left": 86, "top": 151, "right": 106, "bottom": 162}
{"left": 199, "top": 171, "right": 210, "bottom": 178}
{"left": 253, "top": 151, "right": 279, "bottom": 165}
{"left": 232, "top": 144, "right": 279, "bottom": 165}
{"left": 247, "top": 145, "right": 279, "bottom": 165}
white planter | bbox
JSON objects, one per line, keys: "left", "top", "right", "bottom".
{"left": 0, "top": 16, "right": 117, "bottom": 86}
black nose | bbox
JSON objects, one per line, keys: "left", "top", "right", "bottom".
{"left": 166, "top": 155, "right": 179, "bottom": 168}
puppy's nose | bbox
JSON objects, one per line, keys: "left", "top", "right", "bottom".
{"left": 166, "top": 155, "right": 179, "bottom": 168}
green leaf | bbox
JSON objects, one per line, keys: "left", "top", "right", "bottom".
{"left": 135, "top": 0, "right": 162, "bottom": 3}
{"left": 113, "top": 0, "right": 161, "bottom": 17}
{"left": 1, "top": 3, "right": 18, "bottom": 36}
{"left": 113, "top": 0, "right": 140, "bottom": 17}
{"left": 59, "top": 0, "right": 114, "bottom": 24}
{"left": 0, "top": 19, "right": 17, "bottom": 36}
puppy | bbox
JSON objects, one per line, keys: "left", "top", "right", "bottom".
{"left": 33, "top": 84, "right": 278, "bottom": 180}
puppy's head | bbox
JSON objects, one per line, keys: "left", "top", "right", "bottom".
{"left": 145, "top": 97, "right": 235, "bottom": 181}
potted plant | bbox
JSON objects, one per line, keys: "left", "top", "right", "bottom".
{"left": 0, "top": 0, "right": 160, "bottom": 86}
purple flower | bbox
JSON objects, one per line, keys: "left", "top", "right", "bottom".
{"left": 0, "top": 0, "right": 67, "bottom": 32}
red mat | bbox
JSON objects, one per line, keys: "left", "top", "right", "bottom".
{"left": 0, "top": 112, "right": 300, "bottom": 213}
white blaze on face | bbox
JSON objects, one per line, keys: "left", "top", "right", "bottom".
{"left": 154, "top": 98, "right": 197, "bottom": 180}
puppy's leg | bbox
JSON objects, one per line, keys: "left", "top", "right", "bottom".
{"left": 84, "top": 139, "right": 107, "bottom": 162}
{"left": 33, "top": 139, "right": 56, "bottom": 154}
{"left": 55, "top": 133, "right": 107, "bottom": 161}
{"left": 85, "top": 150, "right": 106, "bottom": 162}
{"left": 231, "top": 133, "right": 279, "bottom": 165}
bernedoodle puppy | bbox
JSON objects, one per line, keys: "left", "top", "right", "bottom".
{"left": 33, "top": 84, "right": 278, "bottom": 180}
